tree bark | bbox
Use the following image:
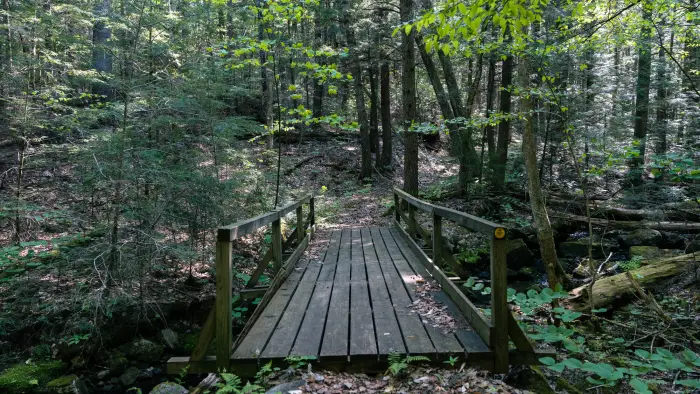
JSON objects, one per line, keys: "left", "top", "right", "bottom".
{"left": 492, "top": 54, "right": 513, "bottom": 191}
{"left": 369, "top": 57, "right": 380, "bottom": 155}
{"left": 312, "top": 4, "right": 324, "bottom": 124}
{"left": 401, "top": 0, "right": 418, "bottom": 195}
{"left": 379, "top": 59, "right": 393, "bottom": 169}
{"left": 549, "top": 211, "right": 700, "bottom": 232}
{"left": 519, "top": 54, "right": 567, "bottom": 289}
{"left": 92, "top": 0, "right": 113, "bottom": 99}
{"left": 342, "top": 0, "right": 371, "bottom": 180}
{"left": 655, "top": 31, "right": 668, "bottom": 155}
{"left": 630, "top": 10, "right": 652, "bottom": 183}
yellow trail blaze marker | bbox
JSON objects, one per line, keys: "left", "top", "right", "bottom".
{"left": 494, "top": 227, "right": 506, "bottom": 239}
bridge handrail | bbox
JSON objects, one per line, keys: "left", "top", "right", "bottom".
{"left": 218, "top": 194, "right": 313, "bottom": 241}
{"left": 393, "top": 187, "right": 510, "bottom": 373}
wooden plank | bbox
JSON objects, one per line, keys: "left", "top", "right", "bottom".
{"left": 383, "top": 228, "right": 463, "bottom": 355}
{"left": 432, "top": 291, "right": 492, "bottom": 360}
{"left": 297, "top": 206, "right": 304, "bottom": 243}
{"left": 232, "top": 250, "right": 311, "bottom": 360}
{"left": 374, "top": 228, "right": 435, "bottom": 355}
{"left": 491, "top": 235, "right": 509, "bottom": 373}
{"left": 272, "top": 218, "right": 282, "bottom": 272}
{"left": 320, "top": 229, "right": 352, "bottom": 357}
{"left": 219, "top": 195, "right": 311, "bottom": 241}
{"left": 394, "top": 187, "right": 434, "bottom": 214}
{"left": 433, "top": 214, "right": 443, "bottom": 268}
{"left": 215, "top": 239, "right": 233, "bottom": 370}
{"left": 290, "top": 231, "right": 341, "bottom": 356}
{"left": 508, "top": 312, "right": 536, "bottom": 353}
{"left": 362, "top": 228, "right": 406, "bottom": 355}
{"left": 240, "top": 287, "right": 269, "bottom": 300}
{"left": 190, "top": 307, "right": 216, "bottom": 361}
{"left": 350, "top": 229, "right": 377, "bottom": 356}
{"left": 246, "top": 228, "right": 302, "bottom": 288}
{"left": 390, "top": 223, "right": 493, "bottom": 346}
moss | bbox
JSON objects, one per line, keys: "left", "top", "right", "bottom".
{"left": 555, "top": 377, "right": 583, "bottom": 394}
{"left": 46, "top": 374, "right": 78, "bottom": 388}
{"left": 0, "top": 361, "right": 64, "bottom": 392}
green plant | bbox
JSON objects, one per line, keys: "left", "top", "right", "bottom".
{"left": 63, "top": 333, "right": 91, "bottom": 346}
{"left": 620, "top": 255, "right": 644, "bottom": 272}
{"left": 254, "top": 361, "right": 279, "bottom": 386}
{"left": 386, "top": 352, "right": 430, "bottom": 377}
{"left": 443, "top": 356, "right": 459, "bottom": 367}
{"left": 175, "top": 365, "right": 189, "bottom": 385}
{"left": 216, "top": 372, "right": 264, "bottom": 394}
{"left": 284, "top": 355, "right": 317, "bottom": 369}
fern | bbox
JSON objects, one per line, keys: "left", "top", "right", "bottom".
{"left": 405, "top": 355, "right": 430, "bottom": 363}
{"left": 387, "top": 352, "right": 430, "bottom": 377}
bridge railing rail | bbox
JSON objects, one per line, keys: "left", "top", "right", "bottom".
{"left": 393, "top": 187, "right": 517, "bottom": 373}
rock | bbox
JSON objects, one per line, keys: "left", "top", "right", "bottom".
{"left": 160, "top": 329, "right": 179, "bottom": 350}
{"left": 686, "top": 239, "right": 700, "bottom": 253}
{"left": 558, "top": 237, "right": 614, "bottom": 259}
{"left": 108, "top": 352, "right": 129, "bottom": 375}
{"left": 46, "top": 374, "right": 88, "bottom": 394}
{"left": 119, "top": 366, "right": 141, "bottom": 387}
{"left": 629, "top": 246, "right": 679, "bottom": 261}
{"left": 96, "top": 370, "right": 110, "bottom": 380}
{"left": 149, "top": 382, "right": 188, "bottom": 394}
{"left": 618, "top": 229, "right": 662, "bottom": 248}
{"left": 343, "top": 381, "right": 354, "bottom": 389}
{"left": 503, "top": 366, "right": 555, "bottom": 394}
{"left": 506, "top": 238, "right": 534, "bottom": 270}
{"left": 265, "top": 379, "right": 305, "bottom": 394}
{"left": 125, "top": 339, "right": 164, "bottom": 363}
{"left": 660, "top": 231, "right": 685, "bottom": 249}
{"left": 0, "top": 361, "right": 64, "bottom": 392}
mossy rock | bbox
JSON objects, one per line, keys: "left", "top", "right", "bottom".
{"left": 0, "top": 361, "right": 64, "bottom": 392}
{"left": 629, "top": 246, "right": 678, "bottom": 261}
{"left": 504, "top": 366, "right": 555, "bottom": 394}
{"left": 46, "top": 374, "right": 87, "bottom": 393}
{"left": 149, "top": 382, "right": 188, "bottom": 394}
{"left": 555, "top": 377, "right": 583, "bottom": 394}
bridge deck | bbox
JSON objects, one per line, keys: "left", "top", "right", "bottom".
{"left": 230, "top": 227, "right": 491, "bottom": 368}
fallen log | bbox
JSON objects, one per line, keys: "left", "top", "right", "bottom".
{"left": 567, "top": 253, "right": 698, "bottom": 312}
{"left": 550, "top": 211, "right": 700, "bottom": 232}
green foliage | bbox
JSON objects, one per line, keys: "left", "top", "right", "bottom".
{"left": 284, "top": 355, "right": 317, "bottom": 369}
{"left": 443, "top": 356, "right": 460, "bottom": 367}
{"left": 216, "top": 373, "right": 264, "bottom": 394}
{"left": 62, "top": 333, "right": 91, "bottom": 346}
{"left": 620, "top": 256, "right": 645, "bottom": 272}
{"left": 386, "top": 352, "right": 431, "bottom": 377}
{"left": 0, "top": 361, "right": 63, "bottom": 392}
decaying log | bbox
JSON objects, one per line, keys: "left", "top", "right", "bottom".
{"left": 550, "top": 211, "right": 700, "bottom": 232}
{"left": 567, "top": 253, "right": 698, "bottom": 312}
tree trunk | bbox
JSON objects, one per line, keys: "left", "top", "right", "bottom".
{"left": 549, "top": 211, "right": 700, "bottom": 232}
{"left": 92, "top": 0, "right": 113, "bottom": 99}
{"left": 312, "top": 4, "right": 324, "bottom": 124}
{"left": 519, "top": 54, "right": 567, "bottom": 289}
{"left": 369, "top": 58, "right": 380, "bottom": 155}
{"left": 655, "top": 32, "right": 668, "bottom": 156}
{"left": 401, "top": 0, "right": 418, "bottom": 195}
{"left": 415, "top": 33, "right": 455, "bottom": 139}
{"left": 485, "top": 58, "right": 496, "bottom": 161}
{"left": 342, "top": 0, "right": 371, "bottom": 180}
{"left": 568, "top": 254, "right": 697, "bottom": 312}
{"left": 379, "top": 60, "right": 393, "bottom": 169}
{"left": 630, "top": 11, "right": 652, "bottom": 183}
{"left": 492, "top": 54, "right": 513, "bottom": 191}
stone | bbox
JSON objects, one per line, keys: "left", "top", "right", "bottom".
{"left": 149, "top": 382, "right": 188, "bottom": 394}
{"left": 558, "top": 238, "right": 611, "bottom": 259}
{"left": 660, "top": 231, "right": 685, "bottom": 249}
{"left": 686, "top": 239, "right": 700, "bottom": 253}
{"left": 108, "top": 352, "right": 129, "bottom": 375}
{"left": 125, "top": 339, "right": 164, "bottom": 363}
{"left": 119, "top": 366, "right": 141, "bottom": 387}
{"left": 265, "top": 379, "right": 306, "bottom": 394}
{"left": 46, "top": 374, "right": 88, "bottom": 394}
{"left": 160, "top": 329, "right": 179, "bottom": 350}
{"left": 629, "top": 246, "right": 678, "bottom": 261}
{"left": 506, "top": 238, "right": 534, "bottom": 270}
{"left": 96, "top": 370, "right": 110, "bottom": 380}
{"left": 0, "top": 361, "right": 64, "bottom": 392}
{"left": 618, "top": 229, "right": 662, "bottom": 248}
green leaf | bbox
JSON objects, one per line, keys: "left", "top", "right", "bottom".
{"left": 676, "top": 379, "right": 700, "bottom": 389}
{"left": 630, "top": 378, "right": 652, "bottom": 394}
{"left": 539, "top": 357, "right": 556, "bottom": 366}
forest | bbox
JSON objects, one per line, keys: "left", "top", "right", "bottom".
{"left": 0, "top": 0, "right": 699, "bottom": 392}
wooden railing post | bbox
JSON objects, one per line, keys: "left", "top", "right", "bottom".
{"left": 394, "top": 192, "right": 400, "bottom": 222}
{"left": 407, "top": 204, "right": 417, "bottom": 238}
{"left": 490, "top": 228, "right": 509, "bottom": 373}
{"left": 296, "top": 205, "right": 304, "bottom": 244}
{"left": 215, "top": 228, "right": 233, "bottom": 371}
{"left": 309, "top": 197, "right": 315, "bottom": 227}
{"left": 272, "top": 211, "right": 283, "bottom": 272}
{"left": 432, "top": 213, "right": 443, "bottom": 268}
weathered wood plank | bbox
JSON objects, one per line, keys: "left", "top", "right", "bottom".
{"left": 220, "top": 195, "right": 311, "bottom": 241}
{"left": 490, "top": 236, "right": 509, "bottom": 373}
{"left": 390, "top": 223, "right": 493, "bottom": 346}
{"left": 246, "top": 229, "right": 300, "bottom": 289}
{"left": 432, "top": 291, "right": 492, "bottom": 361}
{"left": 374, "top": 228, "right": 435, "bottom": 355}
{"left": 190, "top": 307, "right": 216, "bottom": 361}
{"left": 215, "top": 239, "right": 233, "bottom": 370}
{"left": 290, "top": 231, "right": 341, "bottom": 356}
{"left": 320, "top": 229, "right": 352, "bottom": 357}
{"left": 232, "top": 256, "right": 310, "bottom": 360}
{"left": 350, "top": 229, "right": 377, "bottom": 356}
{"left": 383, "top": 228, "right": 463, "bottom": 355}
{"left": 363, "top": 229, "right": 406, "bottom": 355}
{"left": 272, "top": 218, "right": 282, "bottom": 272}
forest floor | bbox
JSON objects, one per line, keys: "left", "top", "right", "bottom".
{"left": 1, "top": 132, "right": 699, "bottom": 393}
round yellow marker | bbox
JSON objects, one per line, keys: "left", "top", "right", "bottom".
{"left": 494, "top": 227, "right": 506, "bottom": 239}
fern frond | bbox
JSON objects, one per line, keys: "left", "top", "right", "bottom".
{"left": 405, "top": 355, "right": 431, "bottom": 364}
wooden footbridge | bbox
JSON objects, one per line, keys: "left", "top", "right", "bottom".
{"left": 167, "top": 188, "right": 551, "bottom": 376}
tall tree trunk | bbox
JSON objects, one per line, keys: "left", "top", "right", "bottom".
{"left": 342, "top": 0, "right": 371, "bottom": 180}
{"left": 492, "top": 54, "right": 513, "bottom": 191}
{"left": 630, "top": 11, "right": 652, "bottom": 184}
{"left": 379, "top": 59, "right": 393, "bottom": 168}
{"left": 656, "top": 32, "right": 668, "bottom": 156}
{"left": 369, "top": 57, "right": 380, "bottom": 155}
{"left": 485, "top": 58, "right": 497, "bottom": 158}
{"left": 519, "top": 54, "right": 566, "bottom": 289}
{"left": 312, "top": 4, "right": 324, "bottom": 124}
{"left": 92, "top": 0, "right": 113, "bottom": 99}
{"left": 401, "top": 0, "right": 418, "bottom": 195}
